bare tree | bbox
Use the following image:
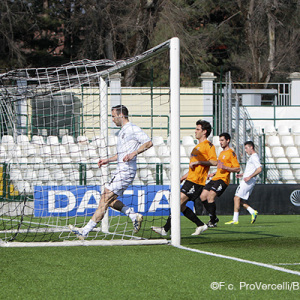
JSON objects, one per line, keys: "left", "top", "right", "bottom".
{"left": 236, "top": 0, "right": 300, "bottom": 83}
{"left": 0, "top": 0, "right": 31, "bottom": 68}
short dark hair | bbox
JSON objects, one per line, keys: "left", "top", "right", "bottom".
{"left": 219, "top": 132, "right": 231, "bottom": 141}
{"left": 112, "top": 105, "right": 129, "bottom": 118}
{"left": 196, "top": 119, "right": 212, "bottom": 137}
{"left": 244, "top": 141, "right": 255, "bottom": 149}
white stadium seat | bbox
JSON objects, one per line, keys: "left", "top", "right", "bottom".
{"left": 77, "top": 135, "right": 89, "bottom": 145}
{"left": 267, "top": 169, "right": 280, "bottom": 182}
{"left": 17, "top": 135, "right": 29, "bottom": 145}
{"left": 285, "top": 146, "right": 299, "bottom": 159}
{"left": 277, "top": 125, "right": 290, "bottom": 136}
{"left": 147, "top": 157, "right": 162, "bottom": 170}
{"left": 23, "top": 169, "right": 37, "bottom": 182}
{"left": 271, "top": 146, "right": 285, "bottom": 158}
{"left": 61, "top": 135, "right": 75, "bottom": 145}
{"left": 15, "top": 181, "right": 31, "bottom": 194}
{"left": 29, "top": 157, "right": 44, "bottom": 170}
{"left": 157, "top": 145, "right": 170, "bottom": 158}
{"left": 1, "top": 135, "right": 14, "bottom": 145}
{"left": 265, "top": 146, "right": 272, "bottom": 158}
{"left": 7, "top": 145, "right": 22, "bottom": 159}
{"left": 254, "top": 126, "right": 262, "bottom": 134}
{"left": 166, "top": 136, "right": 171, "bottom": 146}
{"left": 280, "top": 135, "right": 294, "bottom": 147}
{"left": 180, "top": 144, "right": 187, "bottom": 157}
{"left": 14, "top": 157, "right": 28, "bottom": 169}
{"left": 264, "top": 125, "right": 277, "bottom": 135}
{"left": 45, "top": 157, "right": 61, "bottom": 170}
{"left": 60, "top": 156, "right": 73, "bottom": 170}
{"left": 94, "top": 169, "right": 103, "bottom": 181}
{"left": 291, "top": 124, "right": 300, "bottom": 135}
{"left": 65, "top": 169, "right": 80, "bottom": 183}
{"left": 87, "top": 157, "right": 99, "bottom": 169}
{"left": 136, "top": 156, "right": 148, "bottom": 169}
{"left": 9, "top": 169, "right": 23, "bottom": 181}
{"left": 38, "top": 145, "right": 52, "bottom": 158}
{"left": 161, "top": 169, "right": 170, "bottom": 185}
{"left": 38, "top": 169, "right": 52, "bottom": 182}
{"left": 212, "top": 136, "right": 220, "bottom": 146}
{"left": 46, "top": 136, "right": 60, "bottom": 146}
{"left": 275, "top": 157, "right": 289, "bottom": 169}
{"left": 82, "top": 145, "right": 98, "bottom": 159}
{"left": 293, "top": 169, "right": 300, "bottom": 180}
{"left": 31, "top": 135, "right": 45, "bottom": 145}
{"left": 152, "top": 136, "right": 165, "bottom": 147}
{"left": 86, "top": 169, "right": 94, "bottom": 179}
{"left": 90, "top": 136, "right": 101, "bottom": 148}
{"left": 69, "top": 144, "right": 82, "bottom": 161}
{"left": 267, "top": 135, "right": 281, "bottom": 147}
{"left": 182, "top": 135, "right": 195, "bottom": 146}
{"left": 21, "top": 144, "right": 37, "bottom": 157}
{"left": 285, "top": 180, "right": 298, "bottom": 184}
{"left": 266, "top": 157, "right": 276, "bottom": 171}
{"left": 180, "top": 156, "right": 190, "bottom": 171}
{"left": 214, "top": 146, "right": 221, "bottom": 156}
{"left": 294, "top": 136, "right": 300, "bottom": 147}
{"left": 185, "top": 145, "right": 195, "bottom": 157}
{"left": 161, "top": 157, "right": 171, "bottom": 171}
{"left": 139, "top": 169, "right": 155, "bottom": 184}
{"left": 52, "top": 145, "right": 67, "bottom": 157}
{"left": 266, "top": 157, "right": 275, "bottom": 164}
{"left": 51, "top": 169, "right": 66, "bottom": 182}
{"left": 132, "top": 176, "right": 144, "bottom": 185}
{"left": 108, "top": 135, "right": 117, "bottom": 147}
{"left": 143, "top": 146, "right": 157, "bottom": 159}
{"left": 281, "top": 169, "right": 294, "bottom": 182}
{"left": 289, "top": 157, "right": 300, "bottom": 170}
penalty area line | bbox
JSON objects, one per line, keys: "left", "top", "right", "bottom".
{"left": 175, "top": 245, "right": 300, "bottom": 277}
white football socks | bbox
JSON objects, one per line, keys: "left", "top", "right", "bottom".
{"left": 121, "top": 205, "right": 136, "bottom": 221}
{"left": 82, "top": 219, "right": 97, "bottom": 236}
{"left": 233, "top": 212, "right": 239, "bottom": 222}
{"left": 247, "top": 206, "right": 255, "bottom": 215}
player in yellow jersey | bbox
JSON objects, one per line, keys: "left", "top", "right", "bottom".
{"left": 152, "top": 120, "right": 217, "bottom": 236}
{"left": 200, "top": 133, "right": 240, "bottom": 227}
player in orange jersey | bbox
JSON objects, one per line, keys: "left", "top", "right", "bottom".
{"left": 152, "top": 120, "right": 217, "bottom": 236}
{"left": 200, "top": 132, "right": 240, "bottom": 227}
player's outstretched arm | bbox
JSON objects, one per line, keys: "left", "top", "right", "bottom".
{"left": 98, "top": 154, "right": 118, "bottom": 167}
{"left": 123, "top": 141, "right": 153, "bottom": 162}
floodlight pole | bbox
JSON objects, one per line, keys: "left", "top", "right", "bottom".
{"left": 170, "top": 37, "right": 181, "bottom": 247}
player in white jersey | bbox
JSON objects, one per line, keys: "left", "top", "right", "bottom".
{"left": 225, "top": 141, "right": 262, "bottom": 225}
{"left": 69, "top": 105, "right": 153, "bottom": 239}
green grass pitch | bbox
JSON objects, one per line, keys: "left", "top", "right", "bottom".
{"left": 0, "top": 215, "right": 299, "bottom": 299}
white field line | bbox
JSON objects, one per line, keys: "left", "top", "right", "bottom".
{"left": 272, "top": 263, "right": 300, "bottom": 266}
{"left": 176, "top": 245, "right": 300, "bottom": 277}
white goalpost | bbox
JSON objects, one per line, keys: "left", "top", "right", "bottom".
{"left": 0, "top": 37, "right": 180, "bottom": 247}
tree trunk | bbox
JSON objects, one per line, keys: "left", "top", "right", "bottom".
{"left": 264, "top": 0, "right": 277, "bottom": 85}
{"left": 123, "top": 0, "right": 162, "bottom": 86}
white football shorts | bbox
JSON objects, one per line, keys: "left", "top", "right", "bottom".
{"left": 105, "top": 169, "right": 136, "bottom": 196}
{"left": 235, "top": 180, "right": 256, "bottom": 200}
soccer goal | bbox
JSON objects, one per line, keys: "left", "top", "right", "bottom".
{"left": 0, "top": 38, "right": 181, "bottom": 247}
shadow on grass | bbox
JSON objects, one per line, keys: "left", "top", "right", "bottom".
{"left": 181, "top": 228, "right": 282, "bottom": 245}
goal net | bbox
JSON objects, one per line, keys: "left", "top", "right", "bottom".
{"left": 0, "top": 38, "right": 181, "bottom": 247}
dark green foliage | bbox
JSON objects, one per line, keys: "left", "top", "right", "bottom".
{"left": 0, "top": 0, "right": 300, "bottom": 84}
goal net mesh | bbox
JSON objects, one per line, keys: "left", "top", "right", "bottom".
{"left": 0, "top": 40, "right": 175, "bottom": 246}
